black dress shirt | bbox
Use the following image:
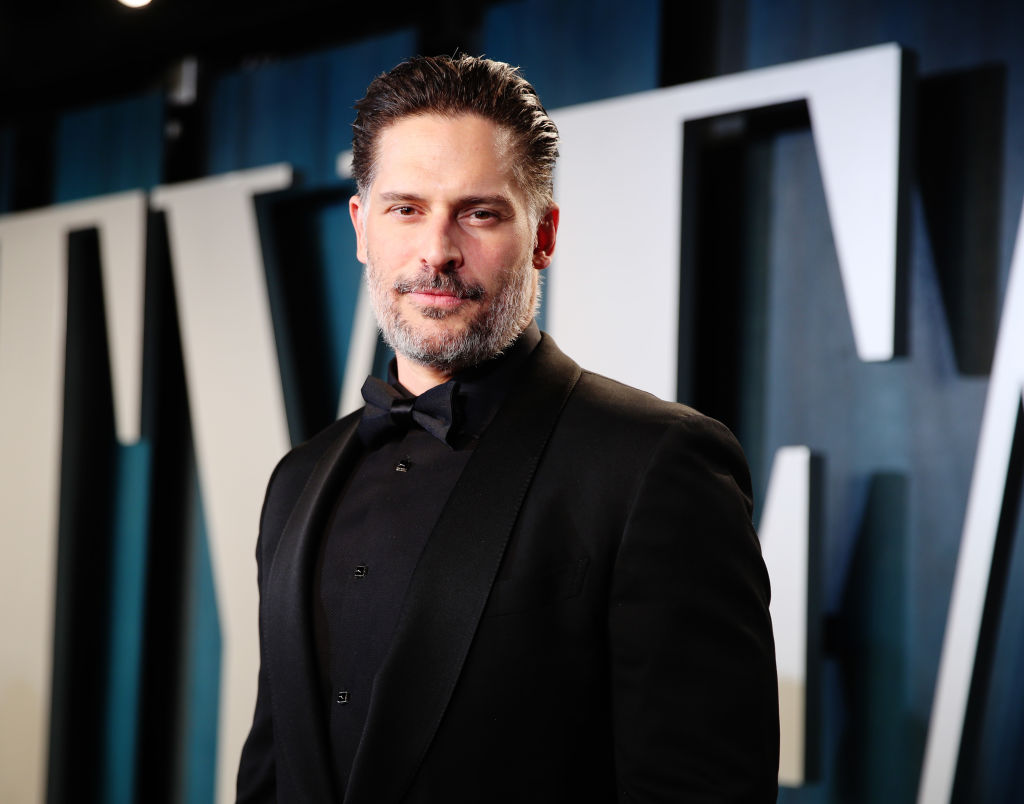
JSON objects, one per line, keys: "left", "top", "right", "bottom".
{"left": 313, "top": 322, "right": 541, "bottom": 795}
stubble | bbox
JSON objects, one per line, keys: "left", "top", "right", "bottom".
{"left": 365, "top": 256, "right": 538, "bottom": 373}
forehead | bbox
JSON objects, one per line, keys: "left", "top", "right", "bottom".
{"left": 372, "top": 113, "right": 521, "bottom": 198}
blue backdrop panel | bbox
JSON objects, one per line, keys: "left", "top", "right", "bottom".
{"left": 744, "top": 0, "right": 1024, "bottom": 290}
{"left": 754, "top": 132, "right": 976, "bottom": 801}
{"left": 482, "top": 0, "right": 661, "bottom": 110}
{"left": 54, "top": 93, "right": 164, "bottom": 203}
{"left": 732, "top": 3, "right": 1024, "bottom": 800}
{"left": 103, "top": 442, "right": 154, "bottom": 804}
{"left": 51, "top": 92, "right": 164, "bottom": 804}
{"left": 180, "top": 491, "right": 221, "bottom": 804}
{"left": 28, "top": 2, "right": 1024, "bottom": 801}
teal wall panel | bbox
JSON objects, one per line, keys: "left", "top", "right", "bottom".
{"left": 51, "top": 92, "right": 164, "bottom": 804}
{"left": 54, "top": 93, "right": 164, "bottom": 203}
{"left": 724, "top": 3, "right": 1024, "bottom": 800}
{"left": 102, "top": 443, "right": 153, "bottom": 804}
{"left": 181, "top": 496, "right": 221, "bottom": 804}
{"left": 20, "top": 2, "right": 1024, "bottom": 801}
{"left": 483, "top": 0, "right": 660, "bottom": 110}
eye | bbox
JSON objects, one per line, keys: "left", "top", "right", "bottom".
{"left": 393, "top": 205, "right": 416, "bottom": 216}
{"left": 466, "top": 209, "right": 499, "bottom": 222}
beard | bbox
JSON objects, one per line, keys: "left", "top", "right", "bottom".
{"left": 365, "top": 254, "right": 539, "bottom": 373}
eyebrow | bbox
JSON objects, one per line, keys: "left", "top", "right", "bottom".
{"left": 377, "top": 191, "right": 425, "bottom": 204}
{"left": 377, "top": 191, "right": 516, "bottom": 211}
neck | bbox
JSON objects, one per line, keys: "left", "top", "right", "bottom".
{"left": 395, "top": 355, "right": 453, "bottom": 396}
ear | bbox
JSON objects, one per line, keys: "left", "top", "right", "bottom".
{"left": 349, "top": 194, "right": 368, "bottom": 264}
{"left": 532, "top": 205, "right": 559, "bottom": 270}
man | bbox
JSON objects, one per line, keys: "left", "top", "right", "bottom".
{"left": 237, "top": 55, "right": 779, "bottom": 803}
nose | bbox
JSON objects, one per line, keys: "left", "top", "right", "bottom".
{"left": 420, "top": 216, "right": 462, "bottom": 274}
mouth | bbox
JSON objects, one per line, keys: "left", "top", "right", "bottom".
{"left": 406, "top": 289, "right": 469, "bottom": 309}
{"left": 394, "top": 275, "right": 486, "bottom": 312}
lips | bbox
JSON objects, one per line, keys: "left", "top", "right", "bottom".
{"left": 393, "top": 275, "right": 485, "bottom": 302}
{"left": 407, "top": 290, "right": 466, "bottom": 308}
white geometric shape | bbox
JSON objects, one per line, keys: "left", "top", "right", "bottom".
{"left": 338, "top": 278, "right": 380, "bottom": 417}
{"left": 917, "top": 195, "right": 1024, "bottom": 804}
{"left": 151, "top": 164, "right": 293, "bottom": 804}
{"left": 759, "top": 445, "right": 813, "bottom": 787}
{"left": 336, "top": 148, "right": 354, "bottom": 181}
{"left": 0, "top": 191, "right": 146, "bottom": 803}
{"left": 551, "top": 43, "right": 905, "bottom": 401}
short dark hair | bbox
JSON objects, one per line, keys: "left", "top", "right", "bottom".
{"left": 351, "top": 54, "right": 560, "bottom": 213}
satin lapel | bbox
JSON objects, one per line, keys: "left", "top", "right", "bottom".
{"left": 344, "top": 336, "right": 582, "bottom": 804}
{"left": 264, "top": 414, "right": 363, "bottom": 803}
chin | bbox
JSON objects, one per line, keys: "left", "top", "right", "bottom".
{"left": 418, "top": 306, "right": 461, "bottom": 322}
{"left": 415, "top": 323, "right": 472, "bottom": 350}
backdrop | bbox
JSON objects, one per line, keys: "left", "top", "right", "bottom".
{"left": 1, "top": 1, "right": 1022, "bottom": 802}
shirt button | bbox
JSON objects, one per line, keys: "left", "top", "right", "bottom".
{"left": 354, "top": 565, "right": 368, "bottom": 578}
{"left": 395, "top": 459, "right": 411, "bottom": 472}
{"left": 336, "top": 690, "right": 349, "bottom": 705}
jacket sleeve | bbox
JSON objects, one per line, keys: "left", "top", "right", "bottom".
{"left": 609, "top": 414, "right": 779, "bottom": 803}
{"left": 235, "top": 542, "right": 277, "bottom": 802}
{"left": 235, "top": 461, "right": 286, "bottom": 803}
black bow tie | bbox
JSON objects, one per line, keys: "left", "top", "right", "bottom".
{"left": 358, "top": 376, "right": 460, "bottom": 446}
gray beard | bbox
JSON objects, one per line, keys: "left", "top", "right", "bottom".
{"left": 365, "top": 257, "right": 539, "bottom": 373}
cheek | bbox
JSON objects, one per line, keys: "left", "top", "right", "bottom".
{"left": 468, "top": 231, "right": 534, "bottom": 273}
{"left": 366, "top": 230, "right": 414, "bottom": 269}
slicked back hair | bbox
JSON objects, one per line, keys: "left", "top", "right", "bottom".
{"left": 351, "top": 55, "right": 560, "bottom": 216}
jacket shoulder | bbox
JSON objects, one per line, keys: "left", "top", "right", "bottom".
{"left": 570, "top": 368, "right": 742, "bottom": 453}
{"left": 531, "top": 332, "right": 748, "bottom": 476}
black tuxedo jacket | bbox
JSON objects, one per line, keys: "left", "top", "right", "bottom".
{"left": 237, "top": 333, "right": 779, "bottom": 803}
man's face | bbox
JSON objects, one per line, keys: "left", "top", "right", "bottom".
{"left": 349, "top": 113, "right": 557, "bottom": 373}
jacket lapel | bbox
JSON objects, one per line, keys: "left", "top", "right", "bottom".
{"left": 264, "top": 413, "right": 363, "bottom": 803}
{"left": 343, "top": 336, "right": 582, "bottom": 804}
